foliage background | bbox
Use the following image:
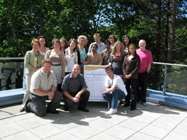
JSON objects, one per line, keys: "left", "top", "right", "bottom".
{"left": 0, "top": 0, "right": 187, "bottom": 92}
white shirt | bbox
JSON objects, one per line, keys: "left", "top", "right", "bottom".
{"left": 30, "top": 68, "right": 57, "bottom": 96}
{"left": 105, "top": 74, "right": 127, "bottom": 96}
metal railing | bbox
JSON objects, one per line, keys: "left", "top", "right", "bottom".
{"left": 0, "top": 57, "right": 187, "bottom": 98}
{"left": 151, "top": 62, "right": 187, "bottom": 96}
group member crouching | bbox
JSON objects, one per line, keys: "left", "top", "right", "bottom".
{"left": 61, "top": 64, "right": 90, "bottom": 112}
{"left": 25, "top": 59, "right": 62, "bottom": 117}
{"left": 103, "top": 66, "right": 127, "bottom": 115}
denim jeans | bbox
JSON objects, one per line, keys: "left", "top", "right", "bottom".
{"left": 102, "top": 88, "right": 125, "bottom": 108}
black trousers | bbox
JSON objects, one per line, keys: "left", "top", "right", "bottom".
{"left": 138, "top": 71, "right": 148, "bottom": 102}
{"left": 64, "top": 90, "right": 90, "bottom": 109}
{"left": 125, "top": 78, "right": 138, "bottom": 108}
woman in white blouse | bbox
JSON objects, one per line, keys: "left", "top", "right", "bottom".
{"left": 65, "top": 38, "right": 81, "bottom": 75}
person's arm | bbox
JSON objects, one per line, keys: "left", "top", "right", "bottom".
{"left": 75, "top": 75, "right": 87, "bottom": 99}
{"left": 61, "top": 51, "right": 66, "bottom": 78}
{"left": 103, "top": 84, "right": 117, "bottom": 94}
{"left": 24, "top": 51, "right": 38, "bottom": 72}
{"left": 33, "top": 86, "right": 57, "bottom": 99}
{"left": 75, "top": 87, "right": 87, "bottom": 99}
{"left": 128, "top": 56, "right": 140, "bottom": 78}
{"left": 63, "top": 91, "right": 74, "bottom": 101}
{"left": 87, "top": 43, "right": 92, "bottom": 54}
{"left": 147, "top": 63, "right": 151, "bottom": 73}
{"left": 122, "top": 56, "right": 127, "bottom": 76}
{"left": 62, "top": 76, "right": 79, "bottom": 102}
{"left": 85, "top": 54, "right": 91, "bottom": 64}
{"left": 98, "top": 54, "right": 103, "bottom": 65}
{"left": 147, "top": 51, "right": 153, "bottom": 73}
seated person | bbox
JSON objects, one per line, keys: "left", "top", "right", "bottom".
{"left": 86, "top": 44, "right": 103, "bottom": 65}
{"left": 25, "top": 59, "right": 62, "bottom": 117}
{"left": 61, "top": 64, "right": 90, "bottom": 112}
{"left": 103, "top": 66, "right": 127, "bottom": 115}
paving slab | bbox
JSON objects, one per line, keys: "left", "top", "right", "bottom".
{"left": 0, "top": 102, "right": 187, "bottom": 140}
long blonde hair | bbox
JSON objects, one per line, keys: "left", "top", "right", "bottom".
{"left": 111, "top": 41, "right": 125, "bottom": 56}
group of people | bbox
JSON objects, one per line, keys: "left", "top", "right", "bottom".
{"left": 19, "top": 33, "right": 153, "bottom": 116}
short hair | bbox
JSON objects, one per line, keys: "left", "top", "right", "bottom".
{"left": 105, "top": 65, "right": 114, "bottom": 72}
{"left": 31, "top": 38, "right": 40, "bottom": 47}
{"left": 42, "top": 59, "right": 52, "bottom": 66}
{"left": 139, "top": 39, "right": 146, "bottom": 44}
{"left": 105, "top": 39, "right": 111, "bottom": 45}
{"left": 93, "top": 33, "right": 101, "bottom": 38}
{"left": 77, "top": 35, "right": 87, "bottom": 43}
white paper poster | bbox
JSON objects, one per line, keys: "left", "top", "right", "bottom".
{"left": 84, "top": 65, "right": 107, "bottom": 101}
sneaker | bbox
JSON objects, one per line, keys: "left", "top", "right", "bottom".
{"left": 142, "top": 102, "right": 147, "bottom": 106}
{"left": 106, "top": 108, "right": 117, "bottom": 115}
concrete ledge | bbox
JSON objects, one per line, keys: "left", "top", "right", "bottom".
{"left": 1, "top": 88, "right": 187, "bottom": 110}
{"left": 147, "top": 89, "right": 187, "bottom": 110}
{"left": 0, "top": 88, "right": 24, "bottom": 106}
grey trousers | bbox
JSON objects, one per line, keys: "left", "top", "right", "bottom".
{"left": 27, "top": 91, "right": 62, "bottom": 117}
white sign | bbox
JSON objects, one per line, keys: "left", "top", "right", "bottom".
{"left": 84, "top": 65, "right": 107, "bottom": 101}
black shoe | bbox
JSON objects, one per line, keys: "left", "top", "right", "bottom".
{"left": 78, "top": 107, "right": 89, "bottom": 112}
{"left": 122, "top": 103, "right": 130, "bottom": 107}
{"left": 63, "top": 106, "right": 69, "bottom": 111}
{"left": 47, "top": 110, "right": 59, "bottom": 114}
{"left": 19, "top": 108, "right": 24, "bottom": 112}
{"left": 130, "top": 107, "right": 136, "bottom": 111}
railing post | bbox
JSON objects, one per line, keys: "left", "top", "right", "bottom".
{"left": 162, "top": 65, "right": 167, "bottom": 95}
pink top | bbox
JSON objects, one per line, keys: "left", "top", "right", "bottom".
{"left": 136, "top": 49, "right": 153, "bottom": 73}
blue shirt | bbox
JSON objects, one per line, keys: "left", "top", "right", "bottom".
{"left": 87, "top": 42, "right": 105, "bottom": 54}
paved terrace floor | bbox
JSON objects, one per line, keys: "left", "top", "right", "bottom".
{"left": 0, "top": 102, "right": 187, "bottom": 140}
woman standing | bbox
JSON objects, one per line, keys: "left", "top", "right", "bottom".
{"left": 108, "top": 41, "right": 126, "bottom": 78}
{"left": 65, "top": 38, "right": 81, "bottom": 75}
{"left": 123, "top": 44, "right": 140, "bottom": 110}
{"left": 20, "top": 39, "right": 44, "bottom": 112}
{"left": 37, "top": 36, "right": 49, "bottom": 55}
{"left": 108, "top": 34, "right": 116, "bottom": 49}
{"left": 86, "top": 43, "right": 103, "bottom": 65}
{"left": 77, "top": 35, "right": 88, "bottom": 72}
{"left": 60, "top": 37, "right": 68, "bottom": 52}
{"left": 122, "top": 35, "right": 131, "bottom": 53}
{"left": 45, "top": 39, "right": 65, "bottom": 92}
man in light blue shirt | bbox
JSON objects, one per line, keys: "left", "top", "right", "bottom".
{"left": 87, "top": 33, "right": 105, "bottom": 54}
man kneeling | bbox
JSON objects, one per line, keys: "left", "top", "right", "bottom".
{"left": 103, "top": 66, "right": 127, "bottom": 115}
{"left": 62, "top": 64, "right": 90, "bottom": 112}
{"left": 25, "top": 59, "right": 62, "bottom": 117}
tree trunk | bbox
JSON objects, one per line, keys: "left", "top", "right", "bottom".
{"left": 167, "top": 0, "right": 177, "bottom": 63}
